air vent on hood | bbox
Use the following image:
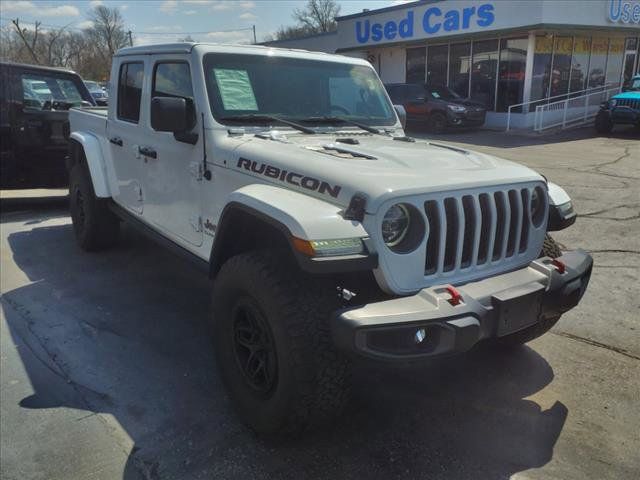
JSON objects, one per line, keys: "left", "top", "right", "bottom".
{"left": 304, "top": 144, "right": 376, "bottom": 160}
{"left": 428, "top": 142, "right": 469, "bottom": 155}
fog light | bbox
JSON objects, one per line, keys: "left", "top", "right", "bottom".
{"left": 415, "top": 328, "right": 427, "bottom": 344}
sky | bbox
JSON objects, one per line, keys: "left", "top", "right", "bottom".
{"left": 0, "top": 0, "right": 409, "bottom": 44}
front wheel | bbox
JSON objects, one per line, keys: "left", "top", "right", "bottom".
{"left": 429, "top": 111, "right": 448, "bottom": 133}
{"left": 212, "top": 252, "right": 351, "bottom": 435}
{"left": 594, "top": 111, "right": 613, "bottom": 134}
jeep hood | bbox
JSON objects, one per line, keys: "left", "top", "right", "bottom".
{"left": 229, "top": 132, "right": 544, "bottom": 213}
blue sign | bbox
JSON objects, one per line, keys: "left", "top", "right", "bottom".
{"left": 607, "top": 0, "right": 640, "bottom": 23}
{"left": 356, "top": 3, "right": 495, "bottom": 44}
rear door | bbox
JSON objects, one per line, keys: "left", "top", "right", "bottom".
{"left": 107, "top": 59, "right": 146, "bottom": 214}
{"left": 403, "top": 85, "right": 428, "bottom": 122}
{"left": 137, "top": 56, "right": 203, "bottom": 248}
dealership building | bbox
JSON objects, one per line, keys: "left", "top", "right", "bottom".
{"left": 264, "top": 0, "right": 640, "bottom": 129}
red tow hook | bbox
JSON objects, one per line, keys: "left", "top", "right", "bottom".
{"left": 551, "top": 258, "right": 566, "bottom": 274}
{"left": 445, "top": 285, "right": 463, "bottom": 306}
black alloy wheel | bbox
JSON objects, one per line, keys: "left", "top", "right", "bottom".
{"left": 232, "top": 298, "right": 278, "bottom": 395}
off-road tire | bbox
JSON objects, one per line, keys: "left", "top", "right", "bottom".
{"left": 494, "top": 234, "right": 563, "bottom": 348}
{"left": 69, "top": 164, "right": 119, "bottom": 251}
{"left": 429, "top": 111, "right": 448, "bottom": 133}
{"left": 212, "top": 251, "right": 351, "bottom": 436}
{"left": 540, "top": 233, "right": 562, "bottom": 258}
{"left": 594, "top": 111, "right": 613, "bottom": 134}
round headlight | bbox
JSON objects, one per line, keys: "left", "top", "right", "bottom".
{"left": 382, "top": 204, "right": 410, "bottom": 246}
{"left": 530, "top": 186, "right": 546, "bottom": 227}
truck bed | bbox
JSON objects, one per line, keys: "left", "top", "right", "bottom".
{"left": 69, "top": 106, "right": 108, "bottom": 137}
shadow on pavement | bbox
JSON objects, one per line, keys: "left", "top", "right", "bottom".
{"left": 406, "top": 124, "right": 639, "bottom": 149}
{"left": 3, "top": 211, "right": 568, "bottom": 479}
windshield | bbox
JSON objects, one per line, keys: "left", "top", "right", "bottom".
{"left": 203, "top": 53, "right": 395, "bottom": 127}
{"left": 630, "top": 78, "right": 640, "bottom": 91}
{"left": 426, "top": 85, "right": 462, "bottom": 100}
{"left": 85, "top": 81, "right": 100, "bottom": 91}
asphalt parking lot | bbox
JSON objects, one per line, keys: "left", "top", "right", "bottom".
{"left": 1, "top": 126, "right": 639, "bottom": 480}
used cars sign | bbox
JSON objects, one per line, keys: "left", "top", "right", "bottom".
{"left": 355, "top": 3, "right": 495, "bottom": 43}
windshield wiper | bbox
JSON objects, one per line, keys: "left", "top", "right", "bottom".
{"left": 297, "top": 116, "right": 388, "bottom": 135}
{"left": 218, "top": 114, "right": 316, "bottom": 134}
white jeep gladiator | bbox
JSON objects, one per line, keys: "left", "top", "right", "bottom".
{"left": 68, "top": 43, "right": 592, "bottom": 435}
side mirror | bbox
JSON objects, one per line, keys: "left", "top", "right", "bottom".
{"left": 393, "top": 104, "right": 407, "bottom": 129}
{"left": 151, "top": 97, "right": 188, "bottom": 132}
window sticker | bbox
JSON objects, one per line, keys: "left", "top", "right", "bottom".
{"left": 213, "top": 69, "right": 258, "bottom": 110}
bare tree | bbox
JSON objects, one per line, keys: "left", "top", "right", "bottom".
{"left": 0, "top": 5, "right": 132, "bottom": 80}
{"left": 84, "top": 5, "right": 129, "bottom": 78}
{"left": 11, "top": 19, "right": 42, "bottom": 64}
{"left": 87, "top": 5, "right": 129, "bottom": 58}
{"left": 292, "top": 0, "right": 340, "bottom": 33}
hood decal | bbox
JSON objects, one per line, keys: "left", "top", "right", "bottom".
{"left": 237, "top": 157, "right": 342, "bottom": 199}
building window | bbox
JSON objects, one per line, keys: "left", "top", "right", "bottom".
{"left": 470, "top": 39, "right": 499, "bottom": 111}
{"left": 406, "top": 47, "right": 426, "bottom": 84}
{"left": 605, "top": 38, "right": 625, "bottom": 85}
{"left": 448, "top": 42, "right": 471, "bottom": 97}
{"left": 117, "top": 62, "right": 144, "bottom": 123}
{"left": 622, "top": 38, "right": 638, "bottom": 84}
{"left": 427, "top": 44, "right": 448, "bottom": 86}
{"left": 588, "top": 37, "right": 609, "bottom": 88}
{"left": 549, "top": 36, "right": 572, "bottom": 98}
{"left": 531, "top": 36, "right": 553, "bottom": 103}
{"left": 496, "top": 37, "right": 527, "bottom": 112}
{"left": 570, "top": 37, "right": 591, "bottom": 93}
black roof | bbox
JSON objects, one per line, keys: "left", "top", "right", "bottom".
{"left": 0, "top": 60, "right": 79, "bottom": 76}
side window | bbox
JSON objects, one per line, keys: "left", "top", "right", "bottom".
{"left": 152, "top": 62, "right": 195, "bottom": 129}
{"left": 19, "top": 72, "right": 84, "bottom": 110}
{"left": 117, "top": 62, "right": 144, "bottom": 123}
{"left": 153, "top": 62, "right": 193, "bottom": 99}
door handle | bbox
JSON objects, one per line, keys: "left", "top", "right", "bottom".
{"left": 109, "top": 136, "right": 123, "bottom": 146}
{"left": 138, "top": 146, "right": 157, "bottom": 159}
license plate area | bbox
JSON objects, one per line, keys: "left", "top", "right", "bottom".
{"left": 493, "top": 283, "right": 544, "bottom": 337}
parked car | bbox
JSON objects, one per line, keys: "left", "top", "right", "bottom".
{"left": 385, "top": 83, "right": 486, "bottom": 133}
{"left": 84, "top": 80, "right": 108, "bottom": 106}
{"left": 595, "top": 74, "right": 640, "bottom": 134}
{"left": 68, "top": 43, "right": 591, "bottom": 435}
{"left": 1, "top": 61, "right": 96, "bottom": 188}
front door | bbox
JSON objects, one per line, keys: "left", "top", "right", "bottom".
{"left": 138, "top": 57, "right": 203, "bottom": 248}
{"left": 108, "top": 59, "right": 146, "bottom": 214}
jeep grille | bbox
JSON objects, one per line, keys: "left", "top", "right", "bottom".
{"left": 615, "top": 98, "right": 639, "bottom": 110}
{"left": 423, "top": 186, "right": 545, "bottom": 278}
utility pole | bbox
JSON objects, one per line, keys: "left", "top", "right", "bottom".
{"left": 252, "top": 25, "right": 256, "bottom": 44}
{"left": 128, "top": 30, "right": 133, "bottom": 47}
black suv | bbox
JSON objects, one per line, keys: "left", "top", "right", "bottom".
{"left": 1, "top": 62, "right": 95, "bottom": 188}
{"left": 385, "top": 83, "right": 486, "bottom": 133}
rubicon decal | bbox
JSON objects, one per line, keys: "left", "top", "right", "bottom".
{"left": 237, "top": 158, "right": 342, "bottom": 198}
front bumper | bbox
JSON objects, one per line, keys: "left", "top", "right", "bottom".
{"left": 610, "top": 107, "right": 639, "bottom": 125}
{"left": 448, "top": 110, "right": 486, "bottom": 127}
{"left": 332, "top": 250, "right": 592, "bottom": 361}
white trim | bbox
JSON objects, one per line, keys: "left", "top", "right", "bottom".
{"left": 522, "top": 31, "right": 536, "bottom": 113}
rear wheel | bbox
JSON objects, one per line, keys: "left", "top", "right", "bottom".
{"left": 69, "top": 164, "right": 119, "bottom": 251}
{"left": 212, "top": 252, "right": 351, "bottom": 435}
{"left": 429, "top": 111, "right": 448, "bottom": 133}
